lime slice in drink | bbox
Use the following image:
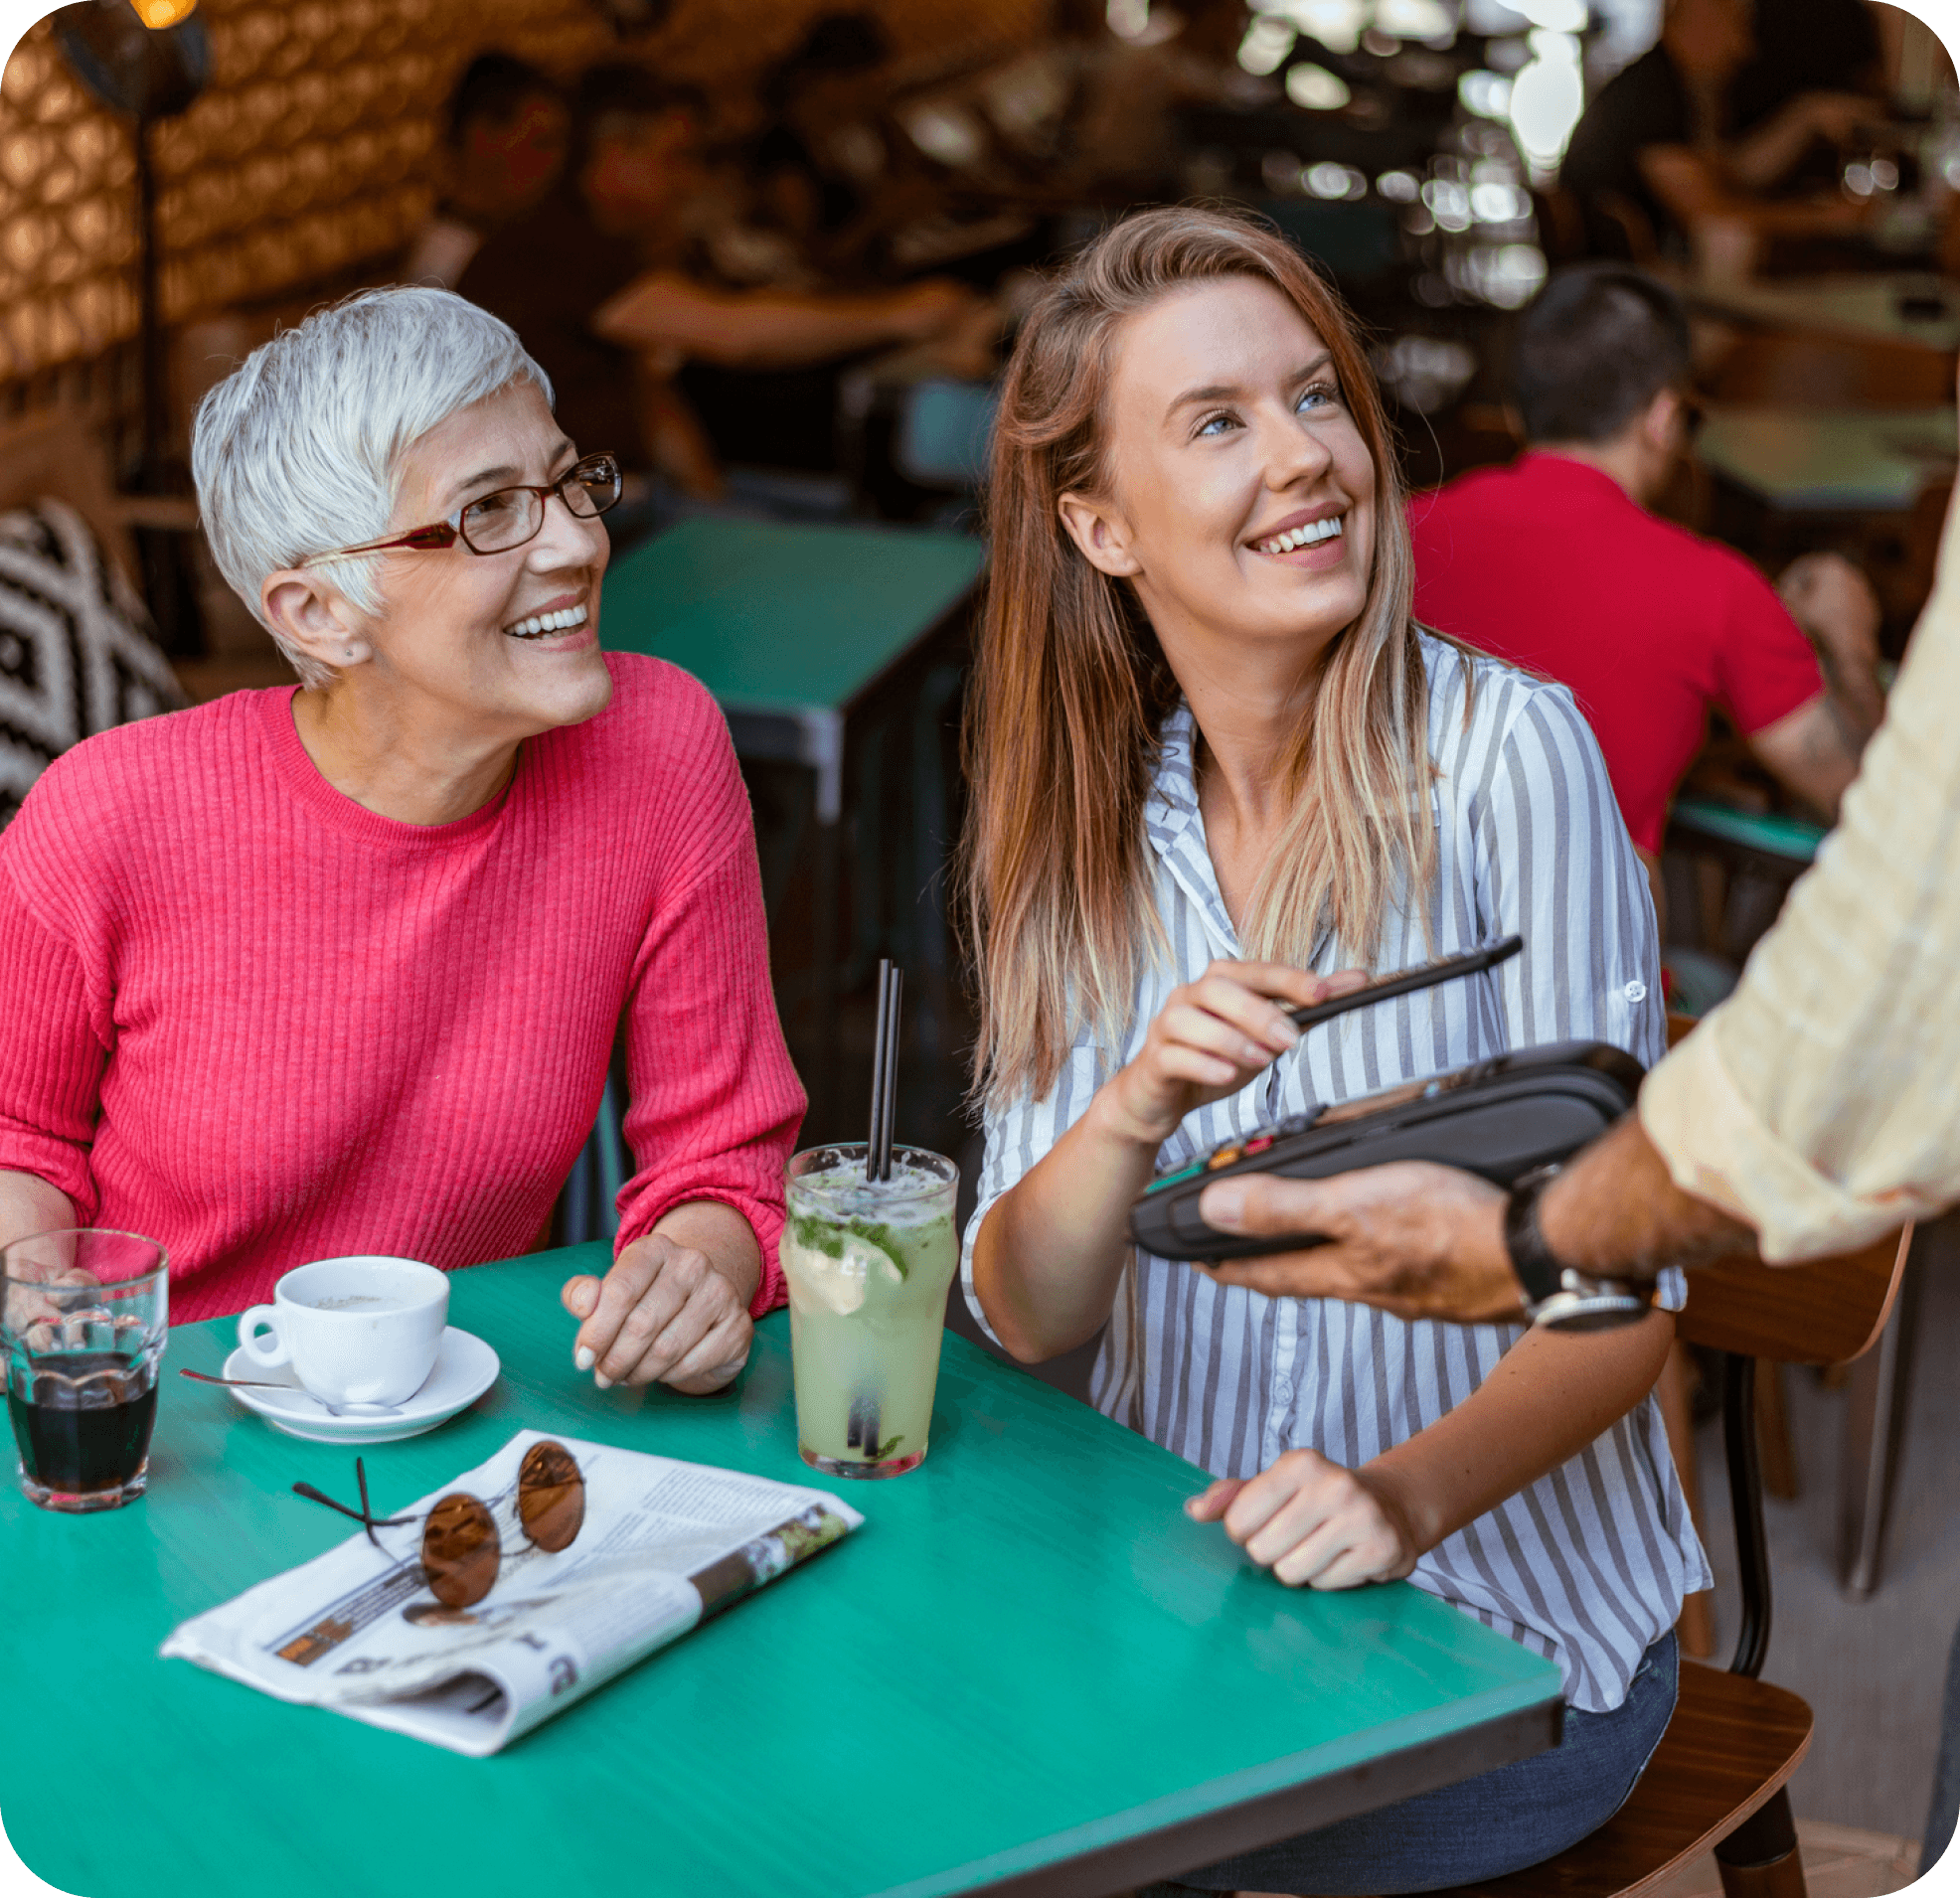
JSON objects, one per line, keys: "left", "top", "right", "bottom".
{"left": 782, "top": 1227, "right": 904, "bottom": 1317}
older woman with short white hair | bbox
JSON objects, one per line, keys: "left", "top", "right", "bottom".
{"left": 0, "top": 286, "right": 803, "bottom": 1393}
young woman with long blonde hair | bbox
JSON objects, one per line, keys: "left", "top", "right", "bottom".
{"left": 960, "top": 208, "right": 1707, "bottom": 1895}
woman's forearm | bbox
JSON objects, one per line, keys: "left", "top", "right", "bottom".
{"left": 971, "top": 1091, "right": 1158, "bottom": 1362}
{"left": 1361, "top": 1310, "right": 1676, "bottom": 1555}
{"left": 0, "top": 1171, "right": 78, "bottom": 1249}
{"left": 596, "top": 274, "right": 932, "bottom": 372}
{"left": 1728, "top": 104, "right": 1822, "bottom": 191}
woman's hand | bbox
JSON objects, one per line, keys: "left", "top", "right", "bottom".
{"left": 1095, "top": 960, "right": 1368, "bottom": 1150}
{"left": 561, "top": 1233, "right": 753, "bottom": 1395}
{"left": 1187, "top": 1448, "right": 1422, "bottom": 1588}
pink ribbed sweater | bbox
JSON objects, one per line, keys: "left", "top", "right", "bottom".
{"left": 0, "top": 654, "right": 806, "bottom": 1325}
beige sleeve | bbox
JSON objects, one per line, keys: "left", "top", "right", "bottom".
{"left": 1639, "top": 487, "right": 1960, "bottom": 1262}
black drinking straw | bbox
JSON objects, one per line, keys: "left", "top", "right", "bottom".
{"left": 879, "top": 967, "right": 902, "bottom": 1180}
{"left": 866, "top": 959, "right": 902, "bottom": 1182}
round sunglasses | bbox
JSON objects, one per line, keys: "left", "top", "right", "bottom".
{"left": 294, "top": 1439, "right": 586, "bottom": 1609}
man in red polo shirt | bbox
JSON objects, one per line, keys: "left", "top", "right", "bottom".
{"left": 1408, "top": 265, "right": 1884, "bottom": 885}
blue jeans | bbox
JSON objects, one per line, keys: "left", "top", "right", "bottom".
{"left": 1146, "top": 1633, "right": 1679, "bottom": 1896}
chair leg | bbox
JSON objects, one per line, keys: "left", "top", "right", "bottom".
{"left": 1755, "top": 1359, "right": 1799, "bottom": 1502}
{"left": 1715, "top": 1788, "right": 1806, "bottom": 1898}
{"left": 1839, "top": 1243, "right": 1922, "bottom": 1597}
{"left": 1657, "top": 1342, "right": 1717, "bottom": 1659}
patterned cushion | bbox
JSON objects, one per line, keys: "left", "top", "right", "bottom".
{"left": 0, "top": 498, "right": 187, "bottom": 826}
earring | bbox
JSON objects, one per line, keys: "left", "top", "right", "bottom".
{"left": 343, "top": 645, "right": 357, "bottom": 662}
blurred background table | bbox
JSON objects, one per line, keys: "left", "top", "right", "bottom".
{"left": 1696, "top": 406, "right": 1958, "bottom": 512}
{"left": 1684, "top": 273, "right": 1960, "bottom": 358}
{"left": 601, "top": 518, "right": 983, "bottom": 1138}
{"left": 0, "top": 1246, "right": 1564, "bottom": 1898}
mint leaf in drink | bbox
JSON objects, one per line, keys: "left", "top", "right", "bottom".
{"left": 785, "top": 1212, "right": 908, "bottom": 1278}
{"left": 852, "top": 1221, "right": 907, "bottom": 1277}
{"left": 788, "top": 1211, "right": 844, "bottom": 1259}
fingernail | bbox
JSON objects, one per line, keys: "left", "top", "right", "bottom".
{"left": 593, "top": 1371, "right": 613, "bottom": 1390}
{"left": 573, "top": 1345, "right": 595, "bottom": 1371}
{"left": 1204, "top": 1182, "right": 1246, "bottom": 1230}
{"left": 1275, "top": 1018, "right": 1301, "bottom": 1047}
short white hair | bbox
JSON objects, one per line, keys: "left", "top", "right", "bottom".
{"left": 192, "top": 287, "right": 555, "bottom": 687}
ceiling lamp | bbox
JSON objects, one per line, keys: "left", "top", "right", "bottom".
{"left": 128, "top": 0, "right": 198, "bottom": 25}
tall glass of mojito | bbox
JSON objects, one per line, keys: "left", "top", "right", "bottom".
{"left": 779, "top": 1144, "right": 959, "bottom": 1479}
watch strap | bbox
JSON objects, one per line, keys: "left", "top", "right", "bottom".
{"left": 1504, "top": 1163, "right": 1655, "bottom": 1333}
{"left": 1503, "top": 1164, "right": 1566, "bottom": 1308}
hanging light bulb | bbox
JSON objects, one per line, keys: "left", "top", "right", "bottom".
{"left": 128, "top": 0, "right": 199, "bottom": 28}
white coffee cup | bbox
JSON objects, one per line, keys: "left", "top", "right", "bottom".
{"left": 237, "top": 1256, "right": 448, "bottom": 1409}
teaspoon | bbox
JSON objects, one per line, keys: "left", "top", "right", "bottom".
{"left": 177, "top": 1367, "right": 402, "bottom": 1417}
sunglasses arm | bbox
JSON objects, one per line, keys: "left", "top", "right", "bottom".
{"left": 292, "top": 1479, "right": 416, "bottom": 1547}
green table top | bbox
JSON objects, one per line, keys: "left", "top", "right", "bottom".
{"left": 1, "top": 1248, "right": 1560, "bottom": 1898}
{"left": 601, "top": 518, "right": 984, "bottom": 716}
{"left": 1697, "top": 404, "right": 1957, "bottom": 510}
{"left": 1670, "top": 794, "right": 1826, "bottom": 865}
{"left": 1682, "top": 271, "right": 1960, "bottom": 353}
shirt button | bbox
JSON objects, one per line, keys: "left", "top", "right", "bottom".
{"left": 1274, "top": 1378, "right": 1294, "bottom": 1404}
{"left": 1623, "top": 980, "right": 1649, "bottom": 1004}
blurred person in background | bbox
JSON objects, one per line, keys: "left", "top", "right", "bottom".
{"left": 746, "top": 12, "right": 900, "bottom": 275}
{"left": 1560, "top": 0, "right": 1883, "bottom": 262}
{"left": 1408, "top": 265, "right": 1884, "bottom": 920}
{"left": 460, "top": 63, "right": 978, "bottom": 515}
{"left": 401, "top": 55, "right": 569, "bottom": 292}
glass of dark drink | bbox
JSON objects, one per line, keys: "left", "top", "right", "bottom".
{"left": 3, "top": 1229, "right": 168, "bottom": 1513}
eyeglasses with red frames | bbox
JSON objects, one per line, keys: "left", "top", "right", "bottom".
{"left": 300, "top": 452, "right": 623, "bottom": 565}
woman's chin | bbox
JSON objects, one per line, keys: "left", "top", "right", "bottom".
{"left": 504, "top": 643, "right": 614, "bottom": 727}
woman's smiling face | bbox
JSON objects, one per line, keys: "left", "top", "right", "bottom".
{"left": 1062, "top": 274, "right": 1378, "bottom": 666}
{"left": 331, "top": 379, "right": 615, "bottom": 739}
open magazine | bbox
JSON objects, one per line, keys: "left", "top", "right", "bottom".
{"left": 161, "top": 1429, "right": 862, "bottom": 1756}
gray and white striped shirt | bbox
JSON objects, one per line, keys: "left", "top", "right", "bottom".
{"left": 964, "top": 635, "right": 1711, "bottom": 1712}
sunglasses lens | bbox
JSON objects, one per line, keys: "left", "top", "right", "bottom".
{"left": 517, "top": 1440, "right": 584, "bottom": 1554}
{"left": 422, "top": 1494, "right": 501, "bottom": 1608}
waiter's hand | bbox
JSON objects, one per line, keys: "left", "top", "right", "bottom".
{"left": 1194, "top": 1163, "right": 1527, "bottom": 1324}
{"left": 562, "top": 1231, "right": 753, "bottom": 1394}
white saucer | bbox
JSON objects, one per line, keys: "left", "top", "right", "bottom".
{"left": 218, "top": 1327, "right": 500, "bottom": 1444}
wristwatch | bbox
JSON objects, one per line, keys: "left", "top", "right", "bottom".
{"left": 1504, "top": 1165, "right": 1655, "bottom": 1333}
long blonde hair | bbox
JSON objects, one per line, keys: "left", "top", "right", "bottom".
{"left": 963, "top": 205, "right": 1447, "bottom": 1111}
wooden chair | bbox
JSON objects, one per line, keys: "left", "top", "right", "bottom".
{"left": 1429, "top": 1224, "right": 1911, "bottom": 1898}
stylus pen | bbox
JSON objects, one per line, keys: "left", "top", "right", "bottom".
{"left": 1284, "top": 933, "right": 1525, "bottom": 1032}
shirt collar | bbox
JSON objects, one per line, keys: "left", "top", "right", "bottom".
{"left": 1516, "top": 449, "right": 1640, "bottom": 509}
{"left": 1143, "top": 703, "right": 1242, "bottom": 961}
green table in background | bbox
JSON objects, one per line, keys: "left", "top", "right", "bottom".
{"left": 1681, "top": 272, "right": 1960, "bottom": 355}
{"left": 2, "top": 1249, "right": 1562, "bottom": 1898}
{"left": 602, "top": 518, "right": 984, "bottom": 1131}
{"left": 1668, "top": 794, "right": 1825, "bottom": 867}
{"left": 1696, "top": 406, "right": 1957, "bottom": 512}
